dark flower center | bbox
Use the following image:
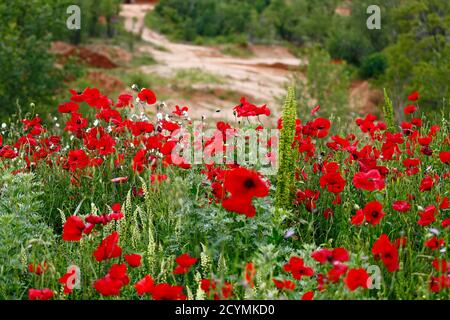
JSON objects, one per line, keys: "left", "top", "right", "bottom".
{"left": 244, "top": 178, "right": 256, "bottom": 189}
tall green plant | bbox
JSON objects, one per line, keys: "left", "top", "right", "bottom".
{"left": 275, "top": 87, "right": 298, "bottom": 210}
{"left": 382, "top": 88, "right": 396, "bottom": 131}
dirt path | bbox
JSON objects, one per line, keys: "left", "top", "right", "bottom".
{"left": 120, "top": 4, "right": 301, "bottom": 122}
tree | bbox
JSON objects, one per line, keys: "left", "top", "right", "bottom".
{"left": 0, "top": 0, "right": 67, "bottom": 119}
{"left": 382, "top": 0, "right": 450, "bottom": 113}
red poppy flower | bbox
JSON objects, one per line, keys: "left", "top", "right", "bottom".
{"left": 200, "top": 279, "right": 233, "bottom": 300}
{"left": 372, "top": 234, "right": 399, "bottom": 272}
{"left": 417, "top": 205, "right": 437, "bottom": 226}
{"left": 62, "top": 216, "right": 86, "bottom": 241}
{"left": 138, "top": 88, "right": 157, "bottom": 105}
{"left": 429, "top": 276, "right": 450, "bottom": 293}
{"left": 440, "top": 151, "right": 450, "bottom": 164}
{"left": 351, "top": 209, "right": 365, "bottom": 225}
{"left": 394, "top": 236, "right": 408, "bottom": 249}
{"left": 135, "top": 275, "right": 155, "bottom": 296}
{"left": 432, "top": 259, "right": 449, "bottom": 273}
{"left": 442, "top": 218, "right": 450, "bottom": 228}
{"left": 301, "top": 291, "right": 314, "bottom": 300}
{"left": 58, "top": 102, "right": 79, "bottom": 114}
{"left": 93, "top": 232, "right": 122, "bottom": 262}
{"left": 319, "top": 171, "right": 346, "bottom": 194}
{"left": 408, "top": 91, "right": 419, "bottom": 101}
{"left": 125, "top": 254, "right": 142, "bottom": 268}
{"left": 327, "top": 263, "right": 348, "bottom": 283}
{"left": 222, "top": 195, "right": 256, "bottom": 218}
{"left": 28, "top": 288, "right": 53, "bottom": 300}
{"left": 283, "top": 256, "right": 314, "bottom": 280}
{"left": 323, "top": 208, "right": 334, "bottom": 219}
{"left": 419, "top": 175, "right": 436, "bottom": 192}
{"left": 94, "top": 264, "right": 129, "bottom": 297}
{"left": 172, "top": 105, "right": 189, "bottom": 116}
{"left": 311, "top": 247, "right": 349, "bottom": 264}
{"left": 425, "top": 237, "right": 445, "bottom": 250}
{"left": 353, "top": 169, "right": 385, "bottom": 191}
{"left": 392, "top": 200, "right": 411, "bottom": 213}
{"left": 440, "top": 196, "right": 450, "bottom": 209}
{"left": 151, "top": 284, "right": 186, "bottom": 300}
{"left": 244, "top": 262, "right": 256, "bottom": 287}
{"left": 362, "top": 201, "right": 385, "bottom": 225}
{"left": 173, "top": 253, "right": 198, "bottom": 275}
{"left": 344, "top": 268, "right": 369, "bottom": 291}
{"left": 404, "top": 105, "right": 418, "bottom": 115}
{"left": 67, "top": 149, "right": 90, "bottom": 171}
{"left": 116, "top": 94, "right": 133, "bottom": 108}
{"left": 234, "top": 97, "right": 270, "bottom": 117}
{"left": 28, "top": 262, "right": 48, "bottom": 275}
{"left": 223, "top": 167, "right": 269, "bottom": 199}
{"left": 273, "top": 279, "right": 296, "bottom": 291}
{"left": 59, "top": 268, "right": 77, "bottom": 294}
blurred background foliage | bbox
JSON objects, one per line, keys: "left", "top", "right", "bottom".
{"left": 148, "top": 0, "right": 449, "bottom": 114}
{"left": 0, "top": 0, "right": 123, "bottom": 120}
{"left": 0, "top": 0, "right": 448, "bottom": 121}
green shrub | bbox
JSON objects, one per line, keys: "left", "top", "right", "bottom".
{"left": 296, "top": 47, "right": 350, "bottom": 118}
{"left": 360, "top": 52, "right": 388, "bottom": 79}
{"left": 382, "top": 0, "right": 450, "bottom": 111}
{"left": 0, "top": 173, "right": 55, "bottom": 299}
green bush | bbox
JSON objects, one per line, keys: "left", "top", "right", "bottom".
{"left": 0, "top": 173, "right": 55, "bottom": 299}
{"left": 0, "top": 0, "right": 68, "bottom": 120}
{"left": 360, "top": 52, "right": 388, "bottom": 79}
{"left": 382, "top": 0, "right": 450, "bottom": 111}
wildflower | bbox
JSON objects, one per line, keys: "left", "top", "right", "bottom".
{"left": 173, "top": 253, "right": 198, "bottom": 275}
{"left": 408, "top": 91, "right": 419, "bottom": 101}
{"left": 417, "top": 205, "right": 437, "bottom": 226}
{"left": 200, "top": 279, "right": 233, "bottom": 300}
{"left": 353, "top": 169, "right": 385, "bottom": 191}
{"left": 137, "top": 88, "right": 157, "bottom": 105}
{"left": 28, "top": 288, "right": 53, "bottom": 300}
{"left": 301, "top": 291, "right": 314, "bottom": 300}
{"left": 319, "top": 166, "right": 346, "bottom": 194}
{"left": 62, "top": 216, "right": 86, "bottom": 241}
{"left": 404, "top": 105, "right": 418, "bottom": 115}
{"left": 283, "top": 256, "right": 314, "bottom": 280}
{"left": 28, "top": 262, "right": 48, "bottom": 275}
{"left": 344, "top": 268, "right": 369, "bottom": 291}
{"left": 363, "top": 201, "right": 385, "bottom": 225}
{"left": 93, "top": 232, "right": 122, "bottom": 262}
{"left": 58, "top": 102, "right": 79, "bottom": 114}
{"left": 372, "top": 234, "right": 399, "bottom": 272}
{"left": 273, "top": 279, "right": 296, "bottom": 291}
{"left": 419, "top": 175, "right": 437, "bottom": 192}
{"left": 94, "top": 264, "right": 129, "bottom": 297}
{"left": 392, "top": 200, "right": 411, "bottom": 213}
{"left": 439, "top": 151, "right": 450, "bottom": 164}
{"left": 116, "top": 94, "right": 133, "bottom": 108}
{"left": 425, "top": 237, "right": 445, "bottom": 250}
{"left": 59, "top": 268, "right": 78, "bottom": 294}
{"left": 244, "top": 262, "right": 256, "bottom": 287}
{"left": 135, "top": 275, "right": 155, "bottom": 296}
{"left": 151, "top": 284, "right": 186, "bottom": 300}
{"left": 311, "top": 247, "right": 349, "bottom": 265}
{"left": 234, "top": 97, "right": 270, "bottom": 117}
{"left": 223, "top": 167, "right": 269, "bottom": 199}
{"left": 67, "top": 149, "right": 90, "bottom": 171}
{"left": 125, "top": 254, "right": 142, "bottom": 268}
